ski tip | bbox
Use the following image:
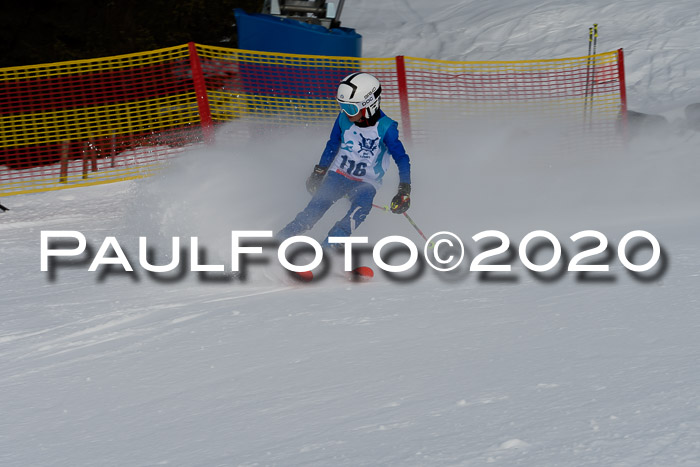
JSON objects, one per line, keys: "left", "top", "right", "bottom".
{"left": 293, "top": 270, "right": 314, "bottom": 282}
{"left": 351, "top": 266, "right": 374, "bottom": 281}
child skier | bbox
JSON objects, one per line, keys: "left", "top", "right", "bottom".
{"left": 277, "top": 72, "right": 412, "bottom": 246}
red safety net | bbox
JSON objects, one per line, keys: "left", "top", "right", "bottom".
{"left": 0, "top": 44, "right": 626, "bottom": 195}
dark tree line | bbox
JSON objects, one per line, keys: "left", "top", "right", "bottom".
{"left": 0, "top": 0, "right": 262, "bottom": 68}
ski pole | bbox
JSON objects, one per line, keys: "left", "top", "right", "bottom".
{"left": 372, "top": 203, "right": 434, "bottom": 248}
{"left": 402, "top": 211, "right": 434, "bottom": 247}
{"left": 584, "top": 26, "right": 593, "bottom": 126}
{"left": 589, "top": 24, "right": 598, "bottom": 129}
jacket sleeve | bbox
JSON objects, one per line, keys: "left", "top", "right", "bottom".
{"left": 318, "top": 116, "right": 342, "bottom": 168}
{"left": 384, "top": 123, "right": 411, "bottom": 185}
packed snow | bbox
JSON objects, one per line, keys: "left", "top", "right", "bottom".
{"left": 2, "top": 1, "right": 700, "bottom": 465}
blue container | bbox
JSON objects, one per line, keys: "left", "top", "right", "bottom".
{"left": 234, "top": 9, "right": 362, "bottom": 57}
{"left": 232, "top": 8, "right": 362, "bottom": 118}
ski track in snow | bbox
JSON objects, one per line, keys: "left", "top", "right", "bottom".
{"left": 2, "top": 1, "right": 700, "bottom": 465}
{"left": 2, "top": 178, "right": 699, "bottom": 465}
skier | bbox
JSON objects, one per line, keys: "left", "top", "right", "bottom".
{"left": 277, "top": 72, "right": 411, "bottom": 247}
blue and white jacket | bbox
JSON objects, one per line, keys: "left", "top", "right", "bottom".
{"left": 318, "top": 110, "right": 411, "bottom": 189}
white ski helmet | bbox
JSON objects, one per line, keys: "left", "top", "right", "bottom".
{"left": 336, "top": 72, "right": 382, "bottom": 118}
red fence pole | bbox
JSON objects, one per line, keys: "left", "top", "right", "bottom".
{"left": 188, "top": 42, "right": 215, "bottom": 144}
{"left": 617, "top": 48, "right": 629, "bottom": 142}
{"left": 395, "top": 55, "right": 413, "bottom": 144}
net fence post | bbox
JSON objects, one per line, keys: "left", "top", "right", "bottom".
{"left": 188, "top": 42, "right": 215, "bottom": 144}
{"left": 395, "top": 55, "right": 413, "bottom": 145}
{"left": 616, "top": 48, "right": 629, "bottom": 143}
{"left": 60, "top": 141, "right": 69, "bottom": 183}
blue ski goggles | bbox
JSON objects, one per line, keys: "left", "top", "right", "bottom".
{"left": 338, "top": 100, "right": 362, "bottom": 117}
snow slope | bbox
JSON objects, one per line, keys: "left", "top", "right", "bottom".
{"left": 345, "top": 0, "right": 700, "bottom": 116}
{"left": 2, "top": 1, "right": 700, "bottom": 466}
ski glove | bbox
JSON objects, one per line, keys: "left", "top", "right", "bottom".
{"left": 390, "top": 183, "right": 411, "bottom": 214}
{"left": 306, "top": 165, "right": 328, "bottom": 195}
